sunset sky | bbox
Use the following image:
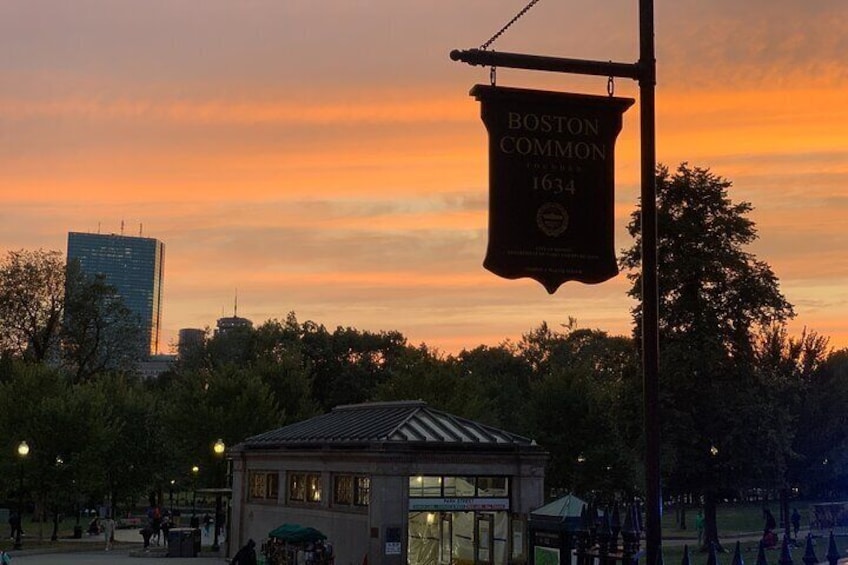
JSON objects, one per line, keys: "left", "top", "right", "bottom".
{"left": 2, "top": 1, "right": 847, "bottom": 355}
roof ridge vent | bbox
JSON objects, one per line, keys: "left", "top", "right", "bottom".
{"left": 332, "top": 400, "right": 427, "bottom": 412}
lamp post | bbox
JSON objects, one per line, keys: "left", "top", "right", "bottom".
{"left": 51, "top": 456, "right": 64, "bottom": 541}
{"left": 14, "top": 440, "right": 29, "bottom": 550}
{"left": 212, "top": 438, "right": 225, "bottom": 552}
{"left": 574, "top": 453, "right": 586, "bottom": 496}
{"left": 169, "top": 479, "right": 175, "bottom": 515}
{"left": 191, "top": 465, "right": 199, "bottom": 526}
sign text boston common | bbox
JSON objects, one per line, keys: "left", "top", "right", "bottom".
{"left": 471, "top": 85, "right": 634, "bottom": 293}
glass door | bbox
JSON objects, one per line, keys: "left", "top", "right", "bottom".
{"left": 440, "top": 514, "right": 452, "bottom": 565}
{"left": 476, "top": 514, "right": 494, "bottom": 565}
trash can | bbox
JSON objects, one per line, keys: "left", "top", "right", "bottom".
{"left": 168, "top": 528, "right": 197, "bottom": 557}
{"left": 73, "top": 525, "right": 83, "bottom": 539}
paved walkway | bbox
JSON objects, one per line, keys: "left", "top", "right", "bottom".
{"left": 7, "top": 524, "right": 231, "bottom": 564}
{"left": 11, "top": 552, "right": 228, "bottom": 565}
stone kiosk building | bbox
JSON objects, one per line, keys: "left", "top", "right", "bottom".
{"left": 229, "top": 401, "right": 548, "bottom": 565}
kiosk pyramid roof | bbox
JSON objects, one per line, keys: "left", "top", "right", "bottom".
{"left": 532, "top": 494, "right": 587, "bottom": 519}
{"left": 237, "top": 400, "right": 539, "bottom": 450}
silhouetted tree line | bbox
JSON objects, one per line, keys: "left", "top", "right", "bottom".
{"left": 1, "top": 164, "right": 847, "bottom": 549}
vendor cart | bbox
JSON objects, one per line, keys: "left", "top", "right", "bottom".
{"left": 263, "top": 523, "right": 333, "bottom": 565}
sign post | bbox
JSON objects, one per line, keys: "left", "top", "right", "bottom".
{"left": 451, "top": 1, "right": 661, "bottom": 563}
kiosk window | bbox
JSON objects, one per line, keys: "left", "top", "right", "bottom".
{"left": 248, "top": 471, "right": 278, "bottom": 501}
{"left": 289, "top": 472, "right": 322, "bottom": 503}
{"left": 355, "top": 477, "right": 371, "bottom": 506}
{"left": 477, "top": 477, "right": 508, "bottom": 497}
{"left": 307, "top": 474, "right": 322, "bottom": 502}
{"left": 289, "top": 473, "right": 305, "bottom": 501}
{"left": 444, "top": 477, "right": 476, "bottom": 497}
{"left": 409, "top": 475, "right": 510, "bottom": 498}
{"left": 335, "top": 476, "right": 353, "bottom": 505}
{"left": 333, "top": 474, "right": 370, "bottom": 507}
{"left": 409, "top": 476, "right": 442, "bottom": 497}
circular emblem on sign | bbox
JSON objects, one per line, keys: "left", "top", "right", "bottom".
{"left": 537, "top": 203, "right": 569, "bottom": 237}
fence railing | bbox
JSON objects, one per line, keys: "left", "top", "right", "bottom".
{"left": 571, "top": 503, "right": 843, "bottom": 565}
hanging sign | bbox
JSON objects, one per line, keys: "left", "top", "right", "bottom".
{"left": 471, "top": 85, "right": 634, "bottom": 293}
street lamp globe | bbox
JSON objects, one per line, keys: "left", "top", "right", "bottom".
{"left": 213, "top": 438, "right": 225, "bottom": 456}
{"left": 18, "top": 441, "right": 29, "bottom": 457}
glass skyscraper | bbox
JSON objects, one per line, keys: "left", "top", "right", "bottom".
{"left": 66, "top": 232, "right": 165, "bottom": 355}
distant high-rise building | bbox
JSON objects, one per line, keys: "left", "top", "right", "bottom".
{"left": 215, "top": 315, "right": 253, "bottom": 337}
{"left": 215, "top": 291, "right": 253, "bottom": 337}
{"left": 178, "top": 328, "right": 206, "bottom": 358}
{"left": 66, "top": 231, "right": 165, "bottom": 355}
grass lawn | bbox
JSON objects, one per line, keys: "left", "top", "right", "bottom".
{"left": 657, "top": 501, "right": 832, "bottom": 565}
{"left": 0, "top": 517, "right": 115, "bottom": 553}
{"left": 661, "top": 500, "right": 819, "bottom": 537}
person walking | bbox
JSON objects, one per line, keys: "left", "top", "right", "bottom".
{"left": 161, "top": 512, "right": 173, "bottom": 545}
{"left": 101, "top": 514, "right": 116, "bottom": 551}
{"left": 141, "top": 523, "right": 153, "bottom": 549}
{"left": 8, "top": 511, "right": 22, "bottom": 541}
{"left": 792, "top": 508, "right": 801, "bottom": 538}
{"left": 151, "top": 506, "right": 162, "bottom": 545}
{"left": 695, "top": 510, "right": 705, "bottom": 546}
{"left": 231, "top": 538, "right": 258, "bottom": 565}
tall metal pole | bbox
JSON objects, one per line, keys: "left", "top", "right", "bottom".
{"left": 14, "top": 461, "right": 24, "bottom": 550}
{"left": 212, "top": 492, "right": 223, "bottom": 552}
{"left": 639, "top": 1, "right": 662, "bottom": 564}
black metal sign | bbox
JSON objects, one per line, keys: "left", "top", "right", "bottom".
{"left": 471, "top": 85, "right": 634, "bottom": 293}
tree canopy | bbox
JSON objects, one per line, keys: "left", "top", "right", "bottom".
{"left": 0, "top": 249, "right": 66, "bottom": 362}
{"left": 1, "top": 164, "right": 846, "bottom": 541}
{"left": 620, "top": 163, "right": 800, "bottom": 548}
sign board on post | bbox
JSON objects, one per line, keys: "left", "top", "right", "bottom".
{"left": 471, "top": 85, "right": 634, "bottom": 293}
{"left": 385, "top": 526, "right": 402, "bottom": 555}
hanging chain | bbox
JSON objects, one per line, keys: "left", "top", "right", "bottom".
{"left": 479, "top": 0, "right": 544, "bottom": 50}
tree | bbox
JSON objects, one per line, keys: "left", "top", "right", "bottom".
{"left": 250, "top": 316, "right": 320, "bottom": 422}
{"left": 0, "top": 249, "right": 66, "bottom": 362}
{"left": 61, "top": 262, "right": 147, "bottom": 383}
{"left": 159, "top": 365, "right": 282, "bottom": 483}
{"left": 300, "top": 322, "right": 408, "bottom": 411}
{"left": 519, "top": 322, "right": 641, "bottom": 499}
{"left": 373, "top": 344, "right": 461, "bottom": 411}
{"left": 622, "top": 164, "right": 794, "bottom": 356}
{"left": 453, "top": 344, "right": 533, "bottom": 430}
{"left": 0, "top": 362, "right": 117, "bottom": 529}
{"left": 620, "top": 163, "right": 795, "bottom": 550}
{"left": 755, "top": 325, "right": 830, "bottom": 536}
{"left": 784, "top": 346, "right": 848, "bottom": 499}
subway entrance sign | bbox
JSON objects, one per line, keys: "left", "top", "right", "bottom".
{"left": 471, "top": 85, "right": 634, "bottom": 293}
